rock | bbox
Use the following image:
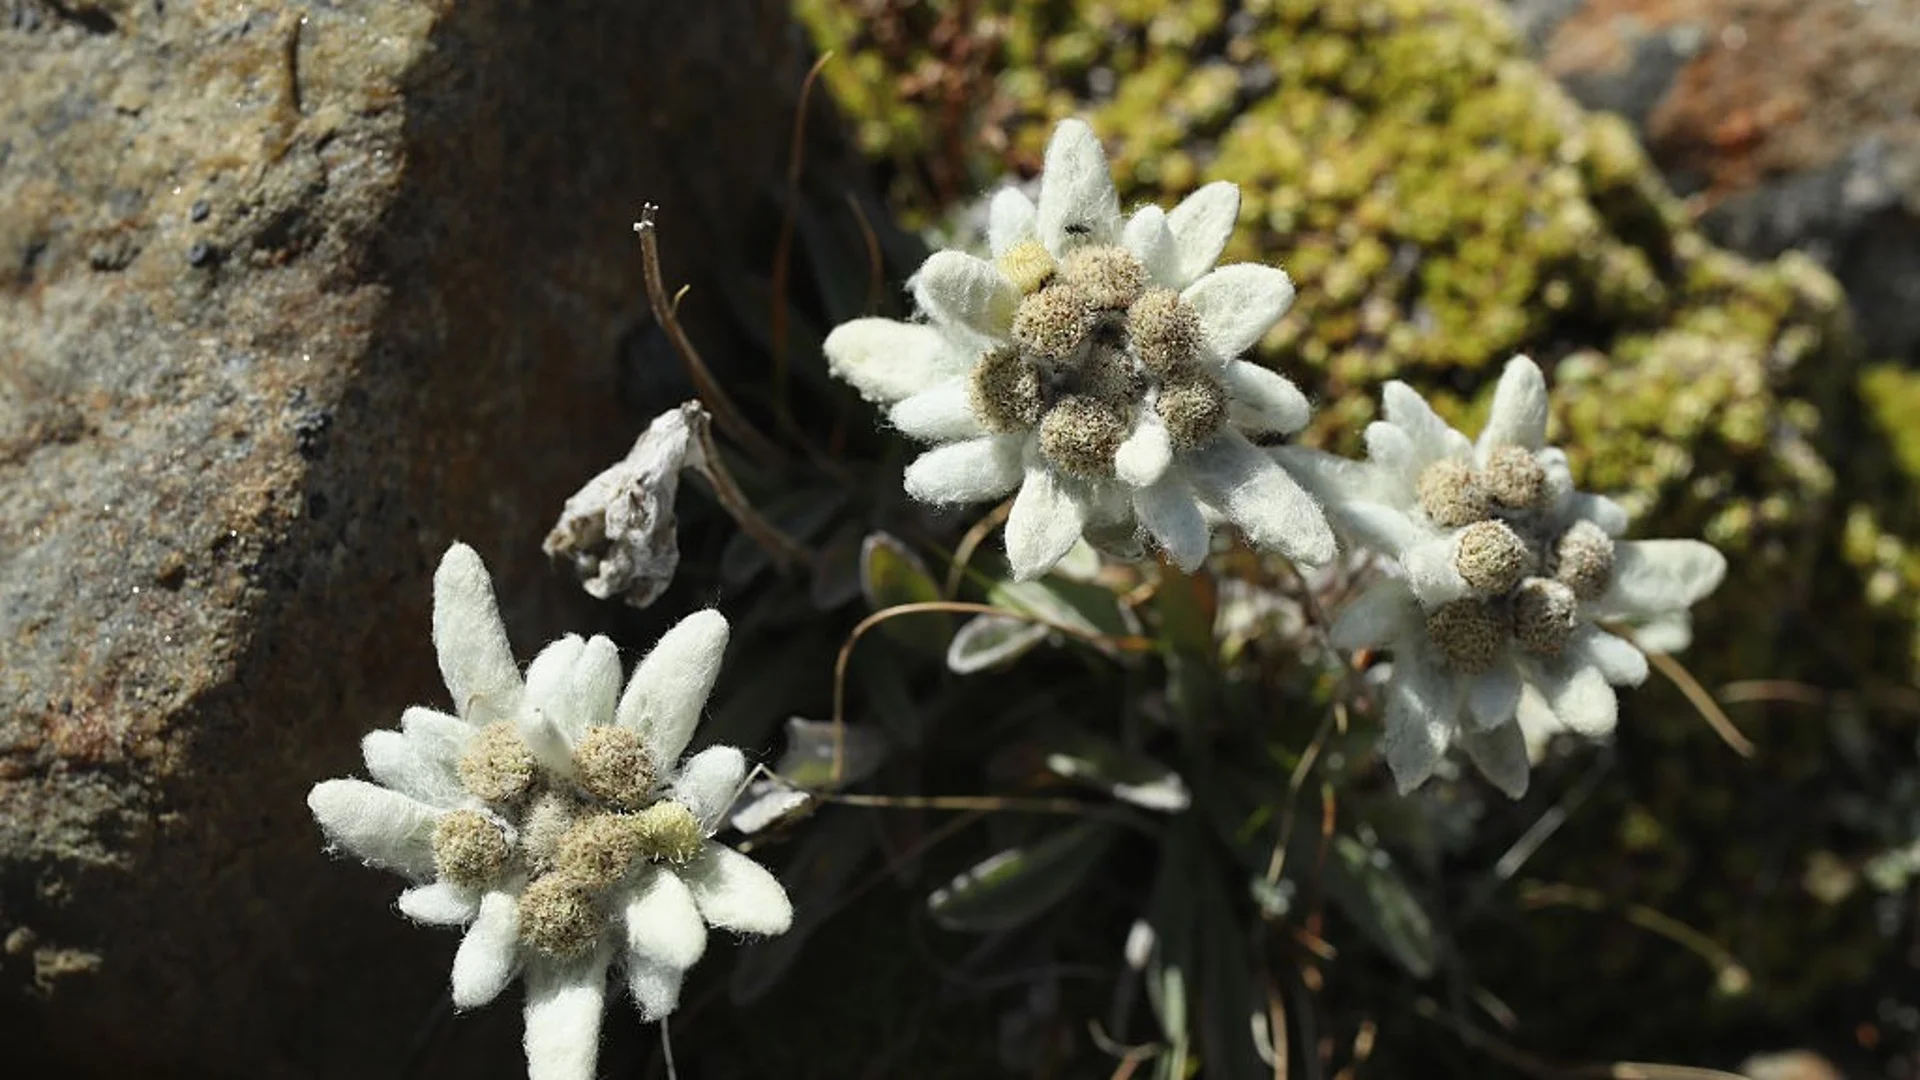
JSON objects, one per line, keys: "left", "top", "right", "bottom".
{"left": 1523, "top": 0, "right": 1920, "bottom": 363}
{"left": 0, "top": 0, "right": 836, "bottom": 1073}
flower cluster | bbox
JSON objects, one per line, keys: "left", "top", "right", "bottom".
{"left": 1278, "top": 358, "right": 1726, "bottom": 795}
{"left": 308, "top": 544, "right": 790, "bottom": 1080}
{"left": 824, "top": 119, "right": 1726, "bottom": 798}
{"left": 825, "top": 119, "right": 1334, "bottom": 580}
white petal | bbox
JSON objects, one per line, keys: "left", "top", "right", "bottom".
{"left": 1474, "top": 355, "right": 1549, "bottom": 460}
{"left": 1538, "top": 662, "right": 1618, "bottom": 738}
{"left": 911, "top": 250, "right": 1018, "bottom": 338}
{"left": 1629, "top": 611, "right": 1694, "bottom": 653}
{"left": 1114, "top": 419, "right": 1173, "bottom": 488}
{"left": 1164, "top": 181, "right": 1240, "bottom": 288}
{"left": 626, "top": 956, "right": 684, "bottom": 1023}
{"left": 1466, "top": 665, "right": 1523, "bottom": 731}
{"left": 362, "top": 730, "right": 461, "bottom": 806}
{"left": 1329, "top": 578, "right": 1419, "bottom": 651}
{"left": 1338, "top": 502, "right": 1429, "bottom": 558}
{"left": 1380, "top": 382, "right": 1473, "bottom": 467}
{"left": 615, "top": 609, "right": 730, "bottom": 767}
{"left": 523, "top": 952, "right": 610, "bottom": 1080}
{"left": 519, "top": 635, "right": 586, "bottom": 775}
{"left": 433, "top": 543, "right": 523, "bottom": 726}
{"left": 1569, "top": 626, "right": 1649, "bottom": 686}
{"left": 1516, "top": 682, "right": 1558, "bottom": 736}
{"left": 1267, "top": 444, "right": 1375, "bottom": 504}
{"left": 399, "top": 882, "right": 481, "bottom": 926}
{"left": 1187, "top": 432, "right": 1335, "bottom": 566}
{"left": 307, "top": 778, "right": 438, "bottom": 878}
{"left": 1224, "top": 361, "right": 1311, "bottom": 435}
{"left": 1540, "top": 447, "right": 1576, "bottom": 512}
{"left": 903, "top": 435, "right": 1027, "bottom": 503}
{"left": 680, "top": 845, "right": 794, "bottom": 935}
{"left": 1182, "top": 264, "right": 1294, "bottom": 361}
{"left": 669, "top": 746, "right": 748, "bottom": 833}
{"left": 563, "top": 635, "right": 623, "bottom": 741}
{"left": 1401, "top": 534, "right": 1472, "bottom": 607}
{"left": 1364, "top": 420, "right": 1415, "bottom": 476}
{"left": 987, "top": 186, "right": 1038, "bottom": 257}
{"left": 451, "top": 890, "right": 521, "bottom": 1007}
{"left": 1461, "top": 722, "right": 1531, "bottom": 799}
{"left": 1381, "top": 657, "right": 1456, "bottom": 794}
{"left": 1567, "top": 493, "right": 1630, "bottom": 537}
{"left": 623, "top": 868, "right": 708, "bottom": 971}
{"left": 890, "top": 380, "right": 986, "bottom": 441}
{"left": 1268, "top": 446, "right": 1416, "bottom": 554}
{"left": 823, "top": 318, "right": 953, "bottom": 405}
{"left": 1596, "top": 540, "right": 1727, "bottom": 620}
{"left": 1036, "top": 118, "right": 1121, "bottom": 254}
{"left": 1514, "top": 684, "right": 1560, "bottom": 762}
{"left": 1134, "top": 473, "right": 1210, "bottom": 571}
{"left": 1004, "top": 468, "right": 1090, "bottom": 581}
{"left": 1121, "top": 205, "right": 1178, "bottom": 286}
{"left": 401, "top": 706, "right": 474, "bottom": 767}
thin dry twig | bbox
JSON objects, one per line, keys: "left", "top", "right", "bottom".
{"left": 634, "top": 206, "right": 785, "bottom": 467}
{"left": 843, "top": 190, "right": 886, "bottom": 315}
{"left": 1719, "top": 678, "right": 1920, "bottom": 715}
{"left": 1265, "top": 701, "right": 1345, "bottom": 887}
{"left": 1264, "top": 976, "right": 1291, "bottom": 1080}
{"left": 942, "top": 498, "right": 1014, "bottom": 597}
{"left": 1641, "top": 646, "right": 1755, "bottom": 758}
{"left": 684, "top": 404, "right": 807, "bottom": 569}
{"left": 1519, "top": 882, "right": 1750, "bottom": 994}
{"left": 770, "top": 51, "right": 835, "bottom": 399}
{"left": 1090, "top": 1020, "right": 1162, "bottom": 1080}
{"left": 830, "top": 600, "right": 1156, "bottom": 782}
{"left": 809, "top": 790, "right": 1094, "bottom": 815}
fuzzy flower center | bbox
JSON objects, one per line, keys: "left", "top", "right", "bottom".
{"left": 976, "top": 244, "right": 1226, "bottom": 478}
{"left": 1416, "top": 448, "right": 1616, "bottom": 671}
{"left": 447, "top": 721, "right": 708, "bottom": 959}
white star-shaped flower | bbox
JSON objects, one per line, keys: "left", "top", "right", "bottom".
{"left": 1277, "top": 357, "right": 1727, "bottom": 797}
{"left": 308, "top": 544, "right": 791, "bottom": 1080}
{"left": 824, "top": 118, "right": 1334, "bottom": 579}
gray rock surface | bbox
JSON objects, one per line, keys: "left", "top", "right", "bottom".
{"left": 0, "top": 0, "right": 832, "bottom": 1072}
{"left": 1516, "top": 0, "right": 1920, "bottom": 363}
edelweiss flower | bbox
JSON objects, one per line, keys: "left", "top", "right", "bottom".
{"left": 1277, "top": 357, "right": 1727, "bottom": 797}
{"left": 825, "top": 119, "right": 1333, "bottom": 579}
{"left": 308, "top": 544, "right": 791, "bottom": 1080}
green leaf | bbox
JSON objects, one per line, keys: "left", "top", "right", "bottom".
{"left": 774, "top": 717, "right": 889, "bottom": 790}
{"left": 1194, "top": 866, "right": 1271, "bottom": 1080}
{"left": 859, "top": 531, "right": 950, "bottom": 654}
{"left": 1041, "top": 732, "right": 1190, "bottom": 812}
{"left": 946, "top": 613, "right": 1049, "bottom": 674}
{"left": 988, "top": 575, "right": 1130, "bottom": 640}
{"left": 810, "top": 521, "right": 866, "bottom": 611}
{"left": 1321, "top": 834, "right": 1437, "bottom": 978}
{"left": 1146, "top": 828, "right": 1198, "bottom": 1080}
{"left": 926, "top": 820, "right": 1117, "bottom": 932}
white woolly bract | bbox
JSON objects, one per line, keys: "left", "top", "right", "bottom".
{"left": 1298, "top": 356, "right": 1728, "bottom": 799}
